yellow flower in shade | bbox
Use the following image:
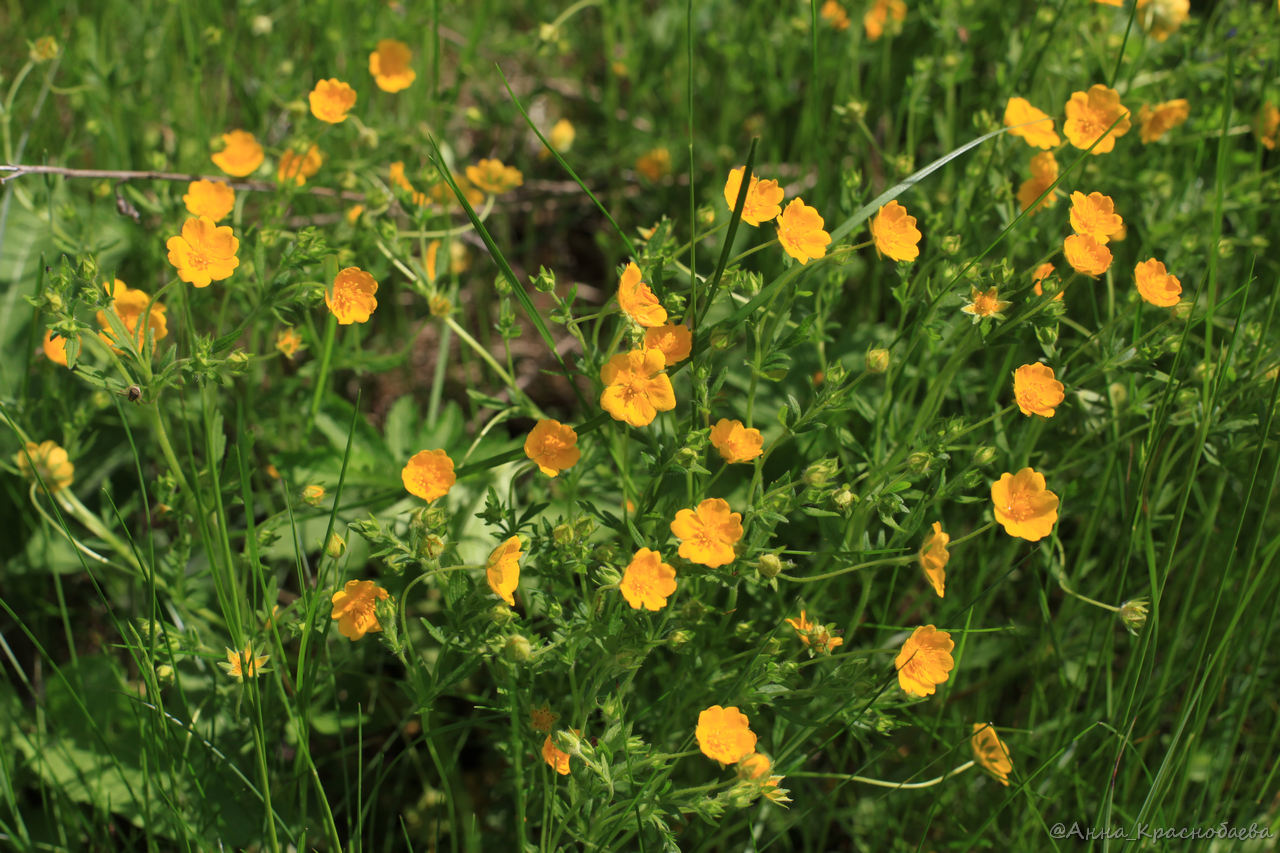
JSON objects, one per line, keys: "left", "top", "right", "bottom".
{"left": 309, "top": 78, "right": 356, "bottom": 123}
{"left": 465, "top": 159, "right": 523, "bottom": 195}
{"left": 326, "top": 267, "right": 379, "bottom": 324}
{"left": 547, "top": 118, "right": 575, "bottom": 153}
{"left": 620, "top": 548, "right": 678, "bottom": 611}
{"left": 895, "top": 625, "right": 955, "bottom": 697}
{"left": 1136, "top": 0, "right": 1189, "bottom": 40}
{"left": 635, "top": 147, "right": 671, "bottom": 181}
{"left": 275, "top": 328, "right": 303, "bottom": 358}
{"left": 785, "top": 610, "right": 844, "bottom": 654}
{"left": 278, "top": 144, "right": 323, "bottom": 186}
{"left": 918, "top": 522, "right": 949, "bottom": 598}
{"left": 530, "top": 704, "right": 557, "bottom": 732}
{"left": 991, "top": 468, "right": 1060, "bottom": 541}
{"left": 820, "top": 0, "right": 851, "bottom": 30}
{"left": 97, "top": 279, "right": 168, "bottom": 352}
{"left": 670, "top": 498, "right": 743, "bottom": 568}
{"left": 524, "top": 419, "right": 581, "bottom": 477}
{"left": 211, "top": 130, "right": 264, "bottom": 177}
{"left": 737, "top": 752, "right": 772, "bottom": 781}
{"left": 330, "top": 579, "right": 390, "bottom": 641}
{"left": 709, "top": 419, "right": 764, "bottom": 464}
{"left": 302, "top": 484, "right": 326, "bottom": 505}
{"left": 1003, "top": 97, "right": 1060, "bottom": 149}
{"left": 863, "top": 0, "right": 906, "bottom": 40}
{"left": 402, "top": 449, "right": 456, "bottom": 502}
{"left": 599, "top": 348, "right": 676, "bottom": 427}
{"left": 961, "top": 286, "right": 1011, "bottom": 321}
{"left": 1063, "top": 234, "right": 1112, "bottom": 277}
{"left": 1063, "top": 85, "right": 1130, "bottom": 154}
{"left": 1134, "top": 258, "right": 1182, "bottom": 308}
{"left": 1138, "top": 99, "right": 1190, "bottom": 143}
{"left": 42, "top": 330, "right": 73, "bottom": 367}
{"left": 14, "top": 440, "right": 74, "bottom": 493}
{"left": 971, "top": 723, "right": 1013, "bottom": 786}
{"left": 346, "top": 205, "right": 365, "bottom": 224}
{"left": 870, "top": 200, "right": 921, "bottom": 262}
{"left": 723, "top": 166, "right": 785, "bottom": 226}
{"left": 542, "top": 735, "right": 571, "bottom": 775}
{"left": 1255, "top": 103, "right": 1279, "bottom": 150}
{"left": 219, "top": 645, "right": 270, "bottom": 680}
{"left": 183, "top": 179, "right": 235, "bottom": 221}
{"left": 776, "top": 198, "right": 832, "bottom": 264}
{"left": 1068, "top": 192, "right": 1123, "bottom": 243}
{"left": 695, "top": 705, "right": 757, "bottom": 765}
{"left": 389, "top": 161, "right": 415, "bottom": 193}
{"left": 1016, "top": 151, "right": 1059, "bottom": 214}
{"left": 166, "top": 217, "right": 239, "bottom": 287}
{"left": 1031, "top": 262, "right": 1063, "bottom": 300}
{"left": 643, "top": 324, "right": 692, "bottom": 365}
{"left": 1013, "top": 363, "right": 1065, "bottom": 418}
{"left": 617, "top": 262, "right": 668, "bottom": 327}
{"left": 486, "top": 536, "right": 522, "bottom": 606}
{"left": 369, "top": 39, "right": 415, "bottom": 92}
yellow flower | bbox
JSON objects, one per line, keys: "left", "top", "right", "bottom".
{"left": 1017, "top": 151, "right": 1060, "bottom": 214}
{"left": 1069, "top": 191, "right": 1124, "bottom": 243}
{"left": 486, "top": 536, "right": 522, "bottom": 606}
{"left": 278, "top": 144, "right": 323, "bottom": 186}
{"left": 166, "top": 217, "right": 239, "bottom": 288}
{"left": 1093, "top": 0, "right": 1122, "bottom": 5}
{"left": 465, "top": 159, "right": 523, "bottom": 195}
{"left": 183, "top": 179, "right": 235, "bottom": 221}
{"left": 1063, "top": 234, "right": 1112, "bottom": 277}
{"left": 971, "top": 723, "right": 1013, "bottom": 786}
{"left": 895, "top": 625, "right": 955, "bottom": 697}
{"left": 219, "top": 645, "right": 270, "bottom": 680}
{"left": 1138, "top": 99, "right": 1190, "bottom": 143}
{"left": 709, "top": 419, "right": 764, "bottom": 464}
{"left": 302, "top": 484, "right": 326, "bottom": 505}
{"left": 14, "top": 440, "right": 74, "bottom": 493}
{"left": 211, "top": 130, "right": 264, "bottom": 177}
{"left": 42, "top": 330, "right": 73, "bottom": 367}
{"left": 530, "top": 704, "right": 558, "bottom": 733}
{"left": 776, "top": 198, "right": 831, "bottom": 264}
{"left": 97, "top": 279, "right": 168, "bottom": 352}
{"left": 695, "top": 705, "right": 757, "bottom": 765}
{"left": 635, "top": 147, "right": 671, "bottom": 181}
{"left": 870, "top": 200, "right": 921, "bottom": 262}
{"left": 820, "top": 0, "right": 851, "bottom": 30}
{"left": 643, "top": 324, "right": 692, "bottom": 365}
{"left": 1003, "top": 97, "right": 1061, "bottom": 149}
{"left": 1013, "top": 363, "right": 1065, "bottom": 418}
{"left": 389, "top": 161, "right": 416, "bottom": 193}
{"left": 617, "top": 262, "right": 668, "bottom": 327}
{"left": 991, "top": 468, "right": 1060, "bottom": 541}
{"left": 326, "top": 267, "right": 379, "bottom": 325}
{"left": 542, "top": 735, "right": 571, "bottom": 775}
{"left": 785, "top": 610, "right": 844, "bottom": 654}
{"left": 524, "top": 420, "right": 581, "bottom": 477}
{"left": 369, "top": 39, "right": 416, "bottom": 92}
{"left": 599, "top": 348, "right": 676, "bottom": 427}
{"left": 670, "top": 498, "right": 743, "bottom": 568}
{"left": 1255, "top": 103, "right": 1279, "bottom": 150}
{"left": 863, "top": 0, "right": 906, "bottom": 40}
{"left": 30, "top": 36, "right": 60, "bottom": 62}
{"left": 918, "top": 522, "right": 949, "bottom": 598}
{"left": 346, "top": 204, "right": 365, "bottom": 224}
{"left": 1063, "top": 85, "right": 1130, "bottom": 154}
{"left": 961, "top": 286, "right": 1011, "bottom": 321}
{"left": 309, "top": 78, "right": 356, "bottom": 124}
{"left": 1136, "top": 0, "right": 1189, "bottom": 41}
{"left": 275, "top": 328, "right": 303, "bottom": 359}
{"left": 1031, "top": 262, "right": 1063, "bottom": 300}
{"left": 737, "top": 752, "right": 772, "bottom": 781}
{"left": 620, "top": 548, "right": 678, "bottom": 611}
{"left": 402, "top": 449, "right": 456, "bottom": 502}
{"left": 330, "top": 579, "right": 390, "bottom": 641}
{"left": 722, "top": 167, "right": 785, "bottom": 226}
{"left": 1134, "top": 258, "right": 1182, "bottom": 308}
{"left": 548, "top": 118, "right": 576, "bottom": 153}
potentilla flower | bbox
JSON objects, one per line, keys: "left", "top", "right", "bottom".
{"left": 211, "top": 130, "right": 264, "bottom": 177}
{"left": 309, "top": 78, "right": 356, "bottom": 123}
{"left": 961, "top": 286, "right": 1012, "bottom": 321}
{"left": 14, "top": 440, "right": 74, "bottom": 493}
{"left": 1136, "top": 0, "right": 1189, "bottom": 41}
{"left": 670, "top": 498, "right": 743, "bottom": 568}
{"left": 542, "top": 735, "right": 571, "bottom": 775}
{"left": 183, "top": 179, "right": 235, "bottom": 221}
{"left": 870, "top": 200, "right": 921, "bottom": 262}
{"left": 1017, "top": 151, "right": 1060, "bottom": 214}
{"left": 1063, "top": 233, "right": 1112, "bottom": 277}
{"left": 486, "top": 536, "right": 522, "bottom": 606}
{"left": 330, "top": 579, "right": 390, "bottom": 640}
{"left": 302, "top": 484, "right": 326, "bottom": 505}
{"left": 695, "top": 705, "right": 757, "bottom": 764}
{"left": 617, "top": 262, "right": 668, "bottom": 327}
{"left": 325, "top": 267, "right": 379, "bottom": 324}
{"left": 620, "top": 548, "right": 678, "bottom": 611}
{"left": 1068, "top": 191, "right": 1124, "bottom": 243}
{"left": 709, "top": 418, "right": 764, "bottom": 464}
{"left": 1013, "top": 363, "right": 1065, "bottom": 418}
{"left": 97, "top": 279, "right": 168, "bottom": 352}
{"left": 820, "top": 0, "right": 851, "bottom": 30}
{"left": 1254, "top": 103, "right": 1278, "bottom": 150}
{"left": 389, "top": 161, "right": 415, "bottom": 193}
{"left": 1031, "top": 262, "right": 1063, "bottom": 300}
{"left": 918, "top": 522, "right": 949, "bottom": 598}
{"left": 548, "top": 118, "right": 575, "bottom": 153}
{"left": 369, "top": 38, "right": 416, "bottom": 92}
{"left": 785, "top": 610, "right": 844, "bottom": 654}
{"left": 895, "top": 625, "right": 954, "bottom": 697}
{"left": 1134, "top": 258, "right": 1182, "bottom": 307}
{"left": 1003, "top": 97, "right": 1061, "bottom": 149}
{"left": 530, "top": 704, "right": 558, "bottom": 732}
{"left": 643, "top": 323, "right": 692, "bottom": 365}
{"left": 991, "top": 467, "right": 1060, "bottom": 541}
{"left": 776, "top": 198, "right": 831, "bottom": 264}
{"left": 42, "top": 330, "right": 73, "bottom": 367}
{"left": 971, "top": 723, "right": 1013, "bottom": 786}
{"left": 599, "top": 348, "right": 676, "bottom": 427}
{"left": 465, "top": 159, "right": 523, "bottom": 194}
{"left": 722, "top": 166, "right": 785, "bottom": 226}
{"left": 275, "top": 328, "right": 303, "bottom": 358}
{"left": 635, "top": 147, "right": 671, "bottom": 181}
{"left": 524, "top": 419, "right": 581, "bottom": 477}
{"left": 219, "top": 645, "right": 270, "bottom": 680}
{"left": 1063, "top": 85, "right": 1130, "bottom": 154}
{"left": 402, "top": 449, "right": 456, "bottom": 502}
{"left": 278, "top": 144, "right": 323, "bottom": 186}
{"left": 1138, "top": 99, "right": 1190, "bottom": 143}
{"left": 166, "top": 217, "right": 240, "bottom": 287}
{"left": 863, "top": 0, "right": 906, "bottom": 40}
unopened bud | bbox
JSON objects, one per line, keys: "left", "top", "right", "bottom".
{"left": 302, "top": 484, "right": 326, "bottom": 506}
{"left": 1108, "top": 382, "right": 1128, "bottom": 410}
{"left": 597, "top": 566, "right": 622, "bottom": 586}
{"left": 803, "top": 458, "right": 838, "bottom": 488}
{"left": 419, "top": 534, "right": 446, "bottom": 559}
{"left": 757, "top": 554, "right": 783, "bottom": 579}
{"left": 833, "top": 487, "right": 855, "bottom": 511}
{"left": 490, "top": 604, "right": 516, "bottom": 626}
{"left": 1119, "top": 597, "right": 1150, "bottom": 635}
{"left": 429, "top": 294, "right": 452, "bottom": 317}
{"left": 1172, "top": 301, "right": 1192, "bottom": 320}
{"left": 503, "top": 634, "right": 533, "bottom": 662}
{"left": 668, "top": 629, "right": 692, "bottom": 648}
{"left": 972, "top": 446, "right": 998, "bottom": 466}
{"left": 865, "top": 348, "right": 890, "bottom": 374}
{"left": 325, "top": 532, "right": 346, "bottom": 558}
{"left": 552, "top": 523, "right": 575, "bottom": 546}
{"left": 155, "top": 663, "right": 175, "bottom": 685}
{"left": 906, "top": 452, "right": 932, "bottom": 476}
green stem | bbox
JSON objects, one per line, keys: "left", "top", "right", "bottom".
{"left": 790, "top": 760, "right": 975, "bottom": 789}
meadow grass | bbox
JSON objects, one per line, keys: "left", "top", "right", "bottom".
{"left": 2, "top": 0, "right": 1279, "bottom": 850}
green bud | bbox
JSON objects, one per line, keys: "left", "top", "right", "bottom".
{"left": 573, "top": 516, "right": 596, "bottom": 539}
{"left": 503, "top": 634, "right": 533, "bottom": 662}
{"left": 490, "top": 604, "right": 516, "bottom": 626}
{"left": 803, "top": 458, "right": 838, "bottom": 488}
{"left": 865, "top": 348, "right": 890, "bottom": 373}
{"left": 668, "top": 629, "right": 692, "bottom": 648}
{"left": 325, "top": 532, "right": 346, "bottom": 558}
{"left": 419, "top": 534, "right": 446, "bottom": 559}
{"left": 972, "top": 446, "right": 998, "bottom": 466}
{"left": 597, "top": 566, "right": 622, "bottom": 586}
{"left": 552, "top": 523, "right": 575, "bottom": 546}
{"left": 532, "top": 266, "right": 556, "bottom": 293}
{"left": 833, "top": 487, "right": 856, "bottom": 511}
{"left": 756, "top": 553, "right": 783, "bottom": 579}
{"left": 675, "top": 446, "right": 700, "bottom": 468}
{"left": 906, "top": 452, "right": 932, "bottom": 476}
{"left": 1119, "top": 597, "right": 1150, "bottom": 635}
{"left": 1108, "top": 382, "right": 1127, "bottom": 411}
{"left": 154, "top": 663, "right": 175, "bottom": 686}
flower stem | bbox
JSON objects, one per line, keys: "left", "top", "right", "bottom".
{"left": 778, "top": 554, "right": 915, "bottom": 584}
{"left": 790, "top": 760, "right": 975, "bottom": 789}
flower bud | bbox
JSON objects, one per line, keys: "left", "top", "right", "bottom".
{"left": 675, "top": 446, "right": 700, "bottom": 468}
{"left": 302, "top": 484, "right": 326, "bottom": 506}
{"left": 972, "top": 446, "right": 998, "bottom": 466}
{"left": 490, "top": 604, "right": 516, "bottom": 626}
{"left": 419, "top": 534, "right": 446, "bottom": 559}
{"left": 552, "top": 523, "right": 575, "bottom": 546}
{"left": 1172, "top": 301, "right": 1192, "bottom": 321}
{"left": 833, "top": 486, "right": 856, "bottom": 511}
{"left": 30, "top": 35, "right": 60, "bottom": 62}
{"left": 325, "top": 532, "right": 346, "bottom": 558}
{"left": 865, "top": 348, "right": 890, "bottom": 374}
{"left": 596, "top": 566, "right": 622, "bottom": 586}
{"left": 668, "top": 629, "right": 692, "bottom": 649}
{"left": 503, "top": 634, "right": 533, "bottom": 662}
{"left": 906, "top": 452, "right": 932, "bottom": 476}
{"left": 532, "top": 266, "right": 556, "bottom": 293}
{"left": 574, "top": 516, "right": 596, "bottom": 539}
{"left": 803, "top": 458, "right": 838, "bottom": 488}
{"left": 429, "top": 294, "right": 452, "bottom": 317}
{"left": 592, "top": 544, "right": 616, "bottom": 563}
{"left": 1119, "top": 597, "right": 1150, "bottom": 635}
{"left": 756, "top": 553, "right": 783, "bottom": 579}
{"left": 154, "top": 663, "right": 175, "bottom": 685}
{"left": 737, "top": 752, "right": 772, "bottom": 781}
{"left": 1108, "top": 382, "right": 1128, "bottom": 410}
